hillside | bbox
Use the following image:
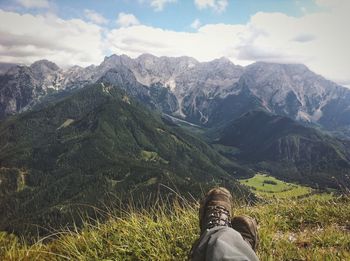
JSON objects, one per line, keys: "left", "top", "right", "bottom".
{"left": 211, "top": 110, "right": 350, "bottom": 189}
{"left": 0, "top": 83, "right": 251, "bottom": 237}
{"left": 0, "top": 185, "right": 348, "bottom": 260}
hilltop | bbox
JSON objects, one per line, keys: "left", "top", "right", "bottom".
{"left": 0, "top": 176, "right": 349, "bottom": 260}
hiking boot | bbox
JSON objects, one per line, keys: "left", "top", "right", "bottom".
{"left": 231, "top": 215, "right": 259, "bottom": 251}
{"left": 199, "top": 187, "right": 233, "bottom": 234}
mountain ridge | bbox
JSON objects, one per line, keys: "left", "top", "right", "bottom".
{"left": 2, "top": 54, "right": 350, "bottom": 136}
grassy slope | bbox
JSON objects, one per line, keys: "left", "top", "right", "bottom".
{"left": 240, "top": 173, "right": 312, "bottom": 198}
{"left": 0, "top": 190, "right": 349, "bottom": 260}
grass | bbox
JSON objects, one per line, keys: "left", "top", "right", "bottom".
{"left": 240, "top": 173, "right": 312, "bottom": 198}
{"left": 140, "top": 150, "right": 169, "bottom": 164}
{"left": 57, "top": 119, "right": 75, "bottom": 130}
{"left": 0, "top": 191, "right": 349, "bottom": 260}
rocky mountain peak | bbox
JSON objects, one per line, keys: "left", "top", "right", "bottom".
{"left": 30, "top": 59, "right": 60, "bottom": 73}
{"left": 136, "top": 53, "right": 158, "bottom": 62}
{"left": 68, "top": 65, "right": 83, "bottom": 70}
{"left": 2, "top": 53, "right": 350, "bottom": 133}
{"left": 102, "top": 54, "right": 122, "bottom": 66}
{"left": 101, "top": 54, "right": 133, "bottom": 70}
{"left": 210, "top": 56, "right": 234, "bottom": 65}
{"left": 135, "top": 54, "right": 199, "bottom": 69}
{"left": 5, "top": 65, "right": 32, "bottom": 76}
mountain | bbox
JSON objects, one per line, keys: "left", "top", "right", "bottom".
{"left": 2, "top": 54, "right": 350, "bottom": 238}
{"left": 231, "top": 62, "right": 350, "bottom": 128}
{"left": 212, "top": 110, "right": 350, "bottom": 189}
{"left": 84, "top": 56, "right": 350, "bottom": 133}
{"left": 96, "top": 54, "right": 244, "bottom": 121}
{"left": 0, "top": 83, "right": 251, "bottom": 237}
{"left": 0, "top": 60, "right": 64, "bottom": 118}
{"left": 2, "top": 54, "right": 350, "bottom": 135}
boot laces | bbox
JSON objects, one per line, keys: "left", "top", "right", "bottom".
{"left": 206, "top": 205, "right": 231, "bottom": 230}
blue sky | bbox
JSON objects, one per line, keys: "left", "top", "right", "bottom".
{"left": 1, "top": 0, "right": 320, "bottom": 31}
{"left": 0, "top": 0, "right": 349, "bottom": 85}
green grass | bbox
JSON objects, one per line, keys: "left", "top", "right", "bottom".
{"left": 0, "top": 193, "right": 349, "bottom": 261}
{"left": 140, "top": 150, "right": 169, "bottom": 164}
{"left": 240, "top": 173, "right": 312, "bottom": 198}
{"left": 57, "top": 119, "right": 75, "bottom": 130}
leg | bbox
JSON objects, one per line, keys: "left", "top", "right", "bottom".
{"left": 189, "top": 187, "right": 259, "bottom": 261}
{"left": 191, "top": 226, "right": 259, "bottom": 261}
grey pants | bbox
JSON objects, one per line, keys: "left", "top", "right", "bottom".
{"left": 190, "top": 226, "right": 259, "bottom": 261}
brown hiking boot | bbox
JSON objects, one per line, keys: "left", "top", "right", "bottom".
{"left": 231, "top": 215, "right": 259, "bottom": 251}
{"left": 199, "top": 187, "right": 233, "bottom": 234}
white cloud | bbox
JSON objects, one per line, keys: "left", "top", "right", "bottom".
{"left": 84, "top": 9, "right": 108, "bottom": 25}
{"left": 106, "top": 24, "right": 245, "bottom": 62}
{"left": 314, "top": 0, "right": 348, "bottom": 8}
{"left": 194, "top": 0, "right": 228, "bottom": 13}
{"left": 190, "top": 18, "right": 201, "bottom": 29}
{"left": 116, "top": 12, "right": 140, "bottom": 28}
{"left": 0, "top": 10, "right": 104, "bottom": 66}
{"left": 239, "top": 3, "right": 350, "bottom": 85}
{"left": 16, "top": 0, "right": 49, "bottom": 9}
{"left": 149, "top": 0, "right": 176, "bottom": 11}
{"left": 292, "top": 33, "right": 316, "bottom": 43}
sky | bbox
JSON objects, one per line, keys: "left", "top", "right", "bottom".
{"left": 0, "top": 0, "right": 349, "bottom": 86}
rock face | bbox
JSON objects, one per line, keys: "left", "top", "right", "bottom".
{"left": 1, "top": 54, "right": 350, "bottom": 133}
{"left": 234, "top": 62, "right": 346, "bottom": 125}
{"left": 0, "top": 60, "right": 63, "bottom": 118}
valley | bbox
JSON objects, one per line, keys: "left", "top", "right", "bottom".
{"left": 0, "top": 53, "right": 350, "bottom": 255}
{"left": 239, "top": 173, "right": 313, "bottom": 199}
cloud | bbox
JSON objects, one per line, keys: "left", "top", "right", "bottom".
{"left": 237, "top": 45, "right": 294, "bottom": 62}
{"left": 292, "top": 33, "right": 316, "bottom": 43}
{"left": 0, "top": 10, "right": 104, "bottom": 66}
{"left": 242, "top": 5, "right": 350, "bottom": 83}
{"left": 116, "top": 12, "right": 140, "bottom": 28}
{"left": 194, "top": 0, "right": 228, "bottom": 13}
{"left": 16, "top": 0, "right": 49, "bottom": 9}
{"left": 149, "top": 0, "right": 177, "bottom": 11}
{"left": 106, "top": 23, "right": 245, "bottom": 62}
{"left": 190, "top": 18, "right": 201, "bottom": 29}
{"left": 84, "top": 9, "right": 108, "bottom": 25}
{"left": 314, "top": 0, "right": 348, "bottom": 8}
